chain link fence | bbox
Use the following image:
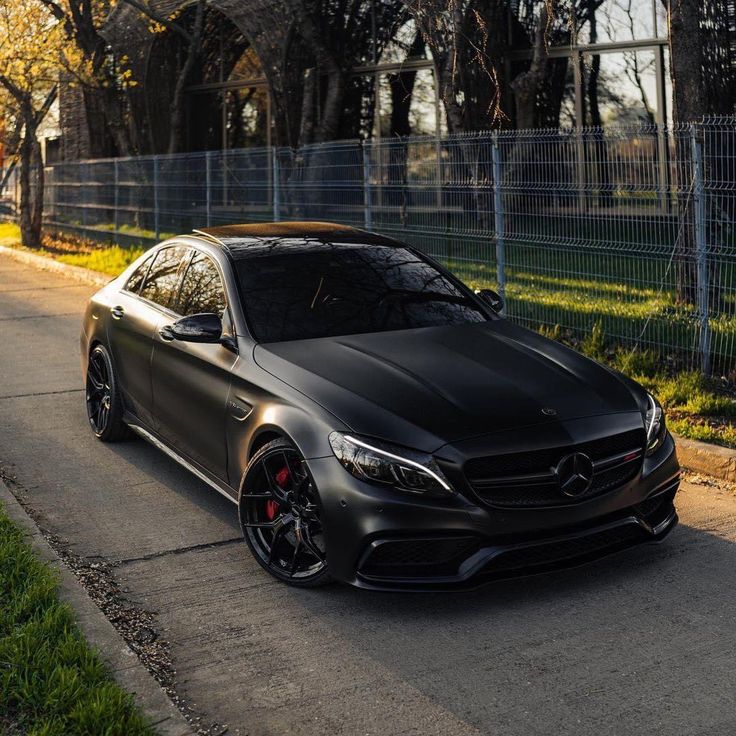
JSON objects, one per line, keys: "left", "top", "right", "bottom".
{"left": 3, "top": 119, "right": 735, "bottom": 373}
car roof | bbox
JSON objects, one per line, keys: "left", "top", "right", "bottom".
{"left": 191, "top": 221, "right": 402, "bottom": 259}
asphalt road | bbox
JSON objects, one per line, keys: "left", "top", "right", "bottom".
{"left": 2, "top": 253, "right": 736, "bottom": 736}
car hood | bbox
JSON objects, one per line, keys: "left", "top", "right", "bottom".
{"left": 254, "top": 320, "right": 645, "bottom": 450}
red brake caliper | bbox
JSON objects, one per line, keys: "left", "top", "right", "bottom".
{"left": 266, "top": 465, "right": 290, "bottom": 521}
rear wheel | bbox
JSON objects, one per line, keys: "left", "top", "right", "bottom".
{"left": 239, "top": 438, "right": 331, "bottom": 587}
{"left": 85, "top": 344, "right": 129, "bottom": 442}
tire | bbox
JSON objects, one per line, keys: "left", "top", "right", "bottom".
{"left": 239, "top": 438, "right": 332, "bottom": 587}
{"left": 85, "top": 344, "right": 130, "bottom": 442}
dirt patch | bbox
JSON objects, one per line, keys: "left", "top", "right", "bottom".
{"left": 682, "top": 469, "right": 736, "bottom": 495}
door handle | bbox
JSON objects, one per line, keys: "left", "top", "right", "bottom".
{"left": 158, "top": 325, "right": 175, "bottom": 341}
{"left": 111, "top": 305, "right": 125, "bottom": 320}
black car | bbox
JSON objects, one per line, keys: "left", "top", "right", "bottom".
{"left": 81, "top": 222, "right": 680, "bottom": 590}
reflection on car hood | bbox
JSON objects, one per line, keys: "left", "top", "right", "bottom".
{"left": 254, "top": 320, "right": 643, "bottom": 448}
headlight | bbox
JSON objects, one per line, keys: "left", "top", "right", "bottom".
{"left": 328, "top": 432, "right": 454, "bottom": 496}
{"left": 645, "top": 393, "right": 666, "bottom": 456}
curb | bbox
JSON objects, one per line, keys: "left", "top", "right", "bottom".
{"left": 0, "top": 243, "right": 111, "bottom": 287}
{"left": 0, "top": 480, "right": 196, "bottom": 736}
{"left": 674, "top": 434, "right": 736, "bottom": 484}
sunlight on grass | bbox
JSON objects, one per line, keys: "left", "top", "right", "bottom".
{"left": 0, "top": 507, "right": 155, "bottom": 735}
{"left": 56, "top": 246, "right": 145, "bottom": 276}
{"left": 0, "top": 223, "right": 145, "bottom": 276}
{"left": 667, "top": 418, "right": 736, "bottom": 448}
{"left": 0, "top": 222, "right": 21, "bottom": 245}
{"left": 446, "top": 256, "right": 736, "bottom": 352}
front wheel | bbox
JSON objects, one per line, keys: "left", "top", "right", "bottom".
{"left": 239, "top": 438, "right": 331, "bottom": 587}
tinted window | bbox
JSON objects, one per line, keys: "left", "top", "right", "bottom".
{"left": 125, "top": 254, "right": 153, "bottom": 294}
{"left": 176, "top": 252, "right": 227, "bottom": 317}
{"left": 139, "top": 246, "right": 187, "bottom": 309}
{"left": 235, "top": 244, "right": 487, "bottom": 342}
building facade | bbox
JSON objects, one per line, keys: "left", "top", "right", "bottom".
{"left": 57, "top": 0, "right": 736, "bottom": 160}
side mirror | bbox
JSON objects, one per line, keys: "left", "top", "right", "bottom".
{"left": 164, "top": 313, "right": 222, "bottom": 343}
{"left": 477, "top": 288, "right": 504, "bottom": 314}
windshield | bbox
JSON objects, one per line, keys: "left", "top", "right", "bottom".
{"left": 235, "top": 243, "right": 488, "bottom": 342}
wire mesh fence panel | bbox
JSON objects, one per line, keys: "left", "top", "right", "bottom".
{"left": 701, "top": 119, "right": 736, "bottom": 372}
{"left": 277, "top": 141, "right": 366, "bottom": 226}
{"left": 3, "top": 119, "right": 735, "bottom": 373}
{"left": 495, "top": 126, "right": 699, "bottom": 366}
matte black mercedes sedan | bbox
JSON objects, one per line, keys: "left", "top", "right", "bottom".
{"left": 81, "top": 222, "right": 680, "bottom": 590}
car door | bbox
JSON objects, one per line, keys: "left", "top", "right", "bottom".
{"left": 150, "top": 248, "right": 237, "bottom": 480}
{"left": 107, "top": 246, "right": 188, "bottom": 427}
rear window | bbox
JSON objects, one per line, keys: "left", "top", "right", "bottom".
{"left": 235, "top": 244, "right": 487, "bottom": 342}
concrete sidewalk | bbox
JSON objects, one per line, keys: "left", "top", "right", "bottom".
{"left": 2, "top": 252, "right": 736, "bottom": 736}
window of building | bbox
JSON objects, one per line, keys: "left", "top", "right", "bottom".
{"left": 580, "top": 49, "right": 659, "bottom": 126}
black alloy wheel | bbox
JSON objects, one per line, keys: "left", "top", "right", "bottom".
{"left": 240, "top": 439, "right": 331, "bottom": 587}
{"left": 85, "top": 345, "right": 129, "bottom": 442}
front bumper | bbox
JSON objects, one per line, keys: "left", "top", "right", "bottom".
{"left": 309, "top": 429, "right": 680, "bottom": 591}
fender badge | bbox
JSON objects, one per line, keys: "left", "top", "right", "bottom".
{"left": 541, "top": 407, "right": 557, "bottom": 416}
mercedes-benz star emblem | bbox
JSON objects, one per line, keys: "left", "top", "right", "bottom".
{"left": 555, "top": 452, "right": 594, "bottom": 497}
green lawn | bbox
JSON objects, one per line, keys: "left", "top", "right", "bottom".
{"left": 0, "top": 224, "right": 144, "bottom": 276}
{"left": 442, "top": 244, "right": 736, "bottom": 370}
{"left": 573, "top": 323, "right": 736, "bottom": 448}
{"left": 54, "top": 246, "right": 145, "bottom": 276}
{"left": 0, "top": 505, "right": 155, "bottom": 735}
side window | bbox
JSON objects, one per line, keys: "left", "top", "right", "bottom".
{"left": 124, "top": 254, "right": 153, "bottom": 294}
{"left": 139, "top": 246, "right": 188, "bottom": 309}
{"left": 175, "top": 252, "right": 227, "bottom": 317}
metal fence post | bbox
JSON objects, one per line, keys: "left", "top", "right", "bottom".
{"left": 205, "top": 150, "right": 212, "bottom": 227}
{"left": 691, "top": 126, "right": 711, "bottom": 375}
{"left": 113, "top": 159, "right": 119, "bottom": 242}
{"left": 153, "top": 156, "right": 160, "bottom": 240}
{"left": 272, "top": 148, "right": 280, "bottom": 222}
{"left": 362, "top": 140, "right": 373, "bottom": 231}
{"left": 491, "top": 132, "right": 506, "bottom": 312}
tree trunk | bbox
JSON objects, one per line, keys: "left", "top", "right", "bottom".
{"left": 668, "top": 0, "right": 702, "bottom": 304}
{"left": 387, "top": 33, "right": 424, "bottom": 137}
{"left": 103, "top": 85, "right": 136, "bottom": 157}
{"left": 585, "top": 3, "right": 612, "bottom": 207}
{"left": 168, "top": 0, "right": 206, "bottom": 154}
{"left": 300, "top": 69, "right": 316, "bottom": 146}
{"left": 30, "top": 134, "right": 44, "bottom": 241}
{"left": 18, "top": 115, "right": 42, "bottom": 249}
{"left": 511, "top": 5, "right": 549, "bottom": 129}
{"left": 316, "top": 64, "right": 345, "bottom": 142}
{"left": 668, "top": 0, "right": 704, "bottom": 124}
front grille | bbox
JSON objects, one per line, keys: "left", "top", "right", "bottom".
{"left": 359, "top": 537, "right": 480, "bottom": 579}
{"left": 481, "top": 523, "right": 648, "bottom": 576}
{"left": 465, "top": 429, "right": 645, "bottom": 509}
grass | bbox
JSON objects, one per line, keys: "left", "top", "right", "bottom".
{"left": 0, "top": 224, "right": 144, "bottom": 276}
{"left": 0, "top": 505, "right": 155, "bottom": 735}
{"left": 444, "top": 248, "right": 736, "bottom": 362}
{"left": 666, "top": 418, "right": 736, "bottom": 446}
{"left": 88, "top": 223, "right": 176, "bottom": 241}
{"left": 544, "top": 321, "right": 736, "bottom": 448}
{"left": 0, "top": 222, "right": 21, "bottom": 246}
{"left": 54, "top": 246, "right": 145, "bottom": 276}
